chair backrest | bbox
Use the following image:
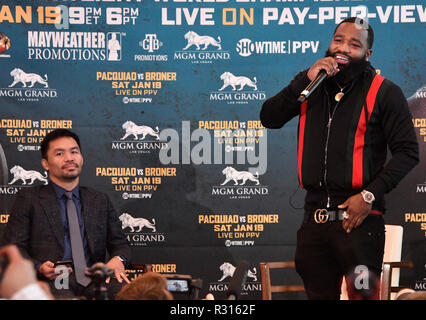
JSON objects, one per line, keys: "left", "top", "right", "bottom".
{"left": 383, "top": 224, "right": 403, "bottom": 263}
{"left": 340, "top": 224, "right": 404, "bottom": 300}
{"left": 259, "top": 261, "right": 305, "bottom": 300}
{"left": 381, "top": 224, "right": 403, "bottom": 299}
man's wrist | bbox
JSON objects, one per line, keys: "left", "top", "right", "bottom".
{"left": 361, "top": 190, "right": 375, "bottom": 204}
{"left": 113, "top": 256, "right": 126, "bottom": 265}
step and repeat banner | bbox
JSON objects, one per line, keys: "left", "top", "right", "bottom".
{"left": 0, "top": 0, "right": 425, "bottom": 299}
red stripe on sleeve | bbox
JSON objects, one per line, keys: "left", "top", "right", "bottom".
{"left": 298, "top": 101, "right": 308, "bottom": 189}
{"left": 352, "top": 74, "right": 385, "bottom": 188}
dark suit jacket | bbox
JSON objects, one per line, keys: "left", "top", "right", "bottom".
{"left": 2, "top": 183, "right": 131, "bottom": 272}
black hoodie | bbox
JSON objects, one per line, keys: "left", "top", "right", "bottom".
{"left": 260, "top": 60, "right": 419, "bottom": 212}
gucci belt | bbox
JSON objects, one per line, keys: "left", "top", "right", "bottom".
{"left": 313, "top": 209, "right": 347, "bottom": 224}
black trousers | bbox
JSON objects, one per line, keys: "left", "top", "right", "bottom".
{"left": 295, "top": 212, "right": 385, "bottom": 300}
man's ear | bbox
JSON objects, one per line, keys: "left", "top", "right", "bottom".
{"left": 365, "top": 49, "right": 373, "bottom": 61}
{"left": 41, "top": 158, "right": 49, "bottom": 171}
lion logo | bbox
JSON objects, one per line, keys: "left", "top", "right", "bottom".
{"left": 119, "top": 213, "right": 156, "bottom": 233}
{"left": 221, "top": 166, "right": 259, "bottom": 186}
{"left": 120, "top": 121, "right": 160, "bottom": 141}
{"left": 218, "top": 262, "right": 257, "bottom": 282}
{"left": 9, "top": 68, "right": 48, "bottom": 88}
{"left": 218, "top": 72, "right": 257, "bottom": 91}
{"left": 183, "top": 31, "right": 222, "bottom": 51}
{"left": 9, "top": 165, "right": 48, "bottom": 185}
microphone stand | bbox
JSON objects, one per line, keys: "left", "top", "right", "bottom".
{"left": 85, "top": 262, "right": 114, "bottom": 300}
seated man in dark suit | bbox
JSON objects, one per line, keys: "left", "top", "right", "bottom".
{"left": 2, "top": 129, "right": 131, "bottom": 299}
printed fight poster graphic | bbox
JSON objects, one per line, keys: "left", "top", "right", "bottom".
{"left": 0, "top": 0, "right": 425, "bottom": 298}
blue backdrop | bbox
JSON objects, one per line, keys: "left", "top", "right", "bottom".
{"left": 0, "top": 0, "right": 425, "bottom": 299}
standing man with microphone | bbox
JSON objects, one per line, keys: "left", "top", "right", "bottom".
{"left": 260, "top": 17, "right": 418, "bottom": 299}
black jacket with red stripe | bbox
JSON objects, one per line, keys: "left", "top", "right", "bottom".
{"left": 260, "top": 61, "right": 419, "bottom": 212}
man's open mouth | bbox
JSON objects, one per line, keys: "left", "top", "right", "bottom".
{"left": 334, "top": 54, "right": 351, "bottom": 65}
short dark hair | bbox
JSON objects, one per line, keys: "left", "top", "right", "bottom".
{"left": 40, "top": 129, "right": 81, "bottom": 159}
{"left": 334, "top": 17, "right": 374, "bottom": 49}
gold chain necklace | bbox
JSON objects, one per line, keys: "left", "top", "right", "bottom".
{"left": 335, "top": 81, "right": 346, "bottom": 102}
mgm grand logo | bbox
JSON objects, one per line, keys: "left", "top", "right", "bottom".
{"left": 0, "top": 68, "right": 58, "bottom": 101}
{"left": 211, "top": 166, "right": 269, "bottom": 199}
{"left": 417, "top": 181, "right": 426, "bottom": 193}
{"left": 119, "top": 212, "right": 165, "bottom": 246}
{"left": 208, "top": 262, "right": 260, "bottom": 296}
{"left": 210, "top": 72, "right": 266, "bottom": 104}
{"left": 0, "top": 186, "right": 20, "bottom": 195}
{"left": 111, "top": 121, "right": 168, "bottom": 154}
{"left": 174, "top": 31, "right": 230, "bottom": 63}
{"left": 414, "top": 263, "right": 426, "bottom": 290}
{"left": 0, "top": 165, "right": 47, "bottom": 195}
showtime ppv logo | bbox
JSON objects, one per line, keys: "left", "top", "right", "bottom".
{"left": 210, "top": 71, "right": 266, "bottom": 104}
{"left": 211, "top": 166, "right": 269, "bottom": 199}
{"left": 174, "top": 30, "right": 230, "bottom": 63}
{"left": 236, "top": 38, "right": 319, "bottom": 57}
{"left": 27, "top": 31, "right": 123, "bottom": 61}
{"left": 119, "top": 212, "right": 166, "bottom": 246}
{"left": 208, "top": 262, "right": 260, "bottom": 296}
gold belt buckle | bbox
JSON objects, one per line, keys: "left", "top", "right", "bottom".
{"left": 314, "top": 209, "right": 329, "bottom": 224}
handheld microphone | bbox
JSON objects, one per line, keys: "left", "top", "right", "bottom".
{"left": 226, "top": 260, "right": 249, "bottom": 300}
{"left": 297, "top": 69, "right": 328, "bottom": 103}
